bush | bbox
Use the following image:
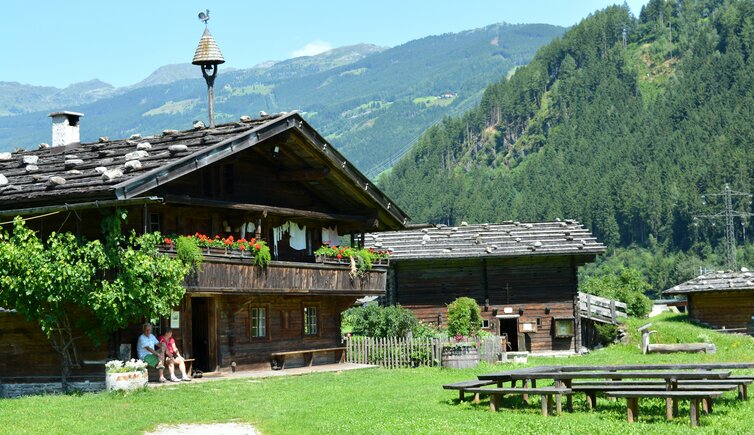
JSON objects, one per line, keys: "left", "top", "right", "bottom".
{"left": 446, "top": 297, "right": 482, "bottom": 338}
{"left": 580, "top": 267, "right": 652, "bottom": 317}
{"left": 344, "top": 304, "right": 420, "bottom": 338}
{"left": 175, "top": 236, "right": 203, "bottom": 271}
{"left": 594, "top": 323, "right": 619, "bottom": 345}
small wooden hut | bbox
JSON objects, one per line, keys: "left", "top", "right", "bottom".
{"left": 664, "top": 270, "right": 754, "bottom": 334}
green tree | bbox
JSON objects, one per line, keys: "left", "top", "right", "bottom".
{"left": 0, "top": 217, "right": 190, "bottom": 391}
{"left": 344, "top": 304, "right": 419, "bottom": 338}
{"left": 580, "top": 267, "right": 653, "bottom": 317}
{"left": 446, "top": 297, "right": 482, "bottom": 337}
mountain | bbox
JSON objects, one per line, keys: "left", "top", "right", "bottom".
{"left": 129, "top": 64, "right": 203, "bottom": 89}
{"left": 379, "top": 0, "right": 754, "bottom": 293}
{"left": 0, "top": 25, "right": 564, "bottom": 174}
{"left": 0, "top": 79, "right": 115, "bottom": 116}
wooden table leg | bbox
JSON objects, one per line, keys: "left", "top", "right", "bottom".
{"left": 586, "top": 391, "right": 596, "bottom": 410}
{"left": 522, "top": 378, "right": 529, "bottom": 404}
{"left": 490, "top": 394, "right": 499, "bottom": 412}
{"left": 459, "top": 390, "right": 465, "bottom": 401}
{"left": 665, "top": 380, "right": 674, "bottom": 420}
{"left": 742, "top": 384, "right": 748, "bottom": 401}
{"left": 689, "top": 398, "right": 699, "bottom": 427}
{"left": 541, "top": 394, "right": 549, "bottom": 416}
{"left": 702, "top": 397, "right": 712, "bottom": 414}
{"left": 532, "top": 379, "right": 537, "bottom": 388}
{"left": 627, "top": 398, "right": 639, "bottom": 423}
{"left": 473, "top": 392, "right": 481, "bottom": 404}
{"left": 547, "top": 394, "right": 554, "bottom": 415}
{"left": 496, "top": 381, "right": 503, "bottom": 388}
{"left": 564, "top": 379, "right": 573, "bottom": 412}
{"left": 556, "top": 393, "right": 562, "bottom": 416}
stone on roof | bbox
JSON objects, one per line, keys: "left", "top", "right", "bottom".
{"left": 367, "top": 221, "right": 605, "bottom": 260}
{"left": 664, "top": 269, "right": 754, "bottom": 295}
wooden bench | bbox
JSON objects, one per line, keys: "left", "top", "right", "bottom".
{"left": 606, "top": 390, "right": 725, "bottom": 427}
{"left": 572, "top": 383, "right": 738, "bottom": 410}
{"left": 464, "top": 387, "right": 572, "bottom": 416}
{"left": 442, "top": 380, "right": 496, "bottom": 402}
{"left": 725, "top": 375, "right": 754, "bottom": 400}
{"left": 574, "top": 378, "right": 752, "bottom": 402}
{"left": 271, "top": 347, "right": 346, "bottom": 370}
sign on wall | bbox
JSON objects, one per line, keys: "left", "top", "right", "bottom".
{"left": 170, "top": 311, "right": 180, "bottom": 328}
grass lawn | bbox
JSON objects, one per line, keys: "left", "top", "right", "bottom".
{"left": 2, "top": 314, "right": 753, "bottom": 434}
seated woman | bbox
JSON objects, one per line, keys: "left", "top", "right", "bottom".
{"left": 158, "top": 328, "right": 192, "bottom": 382}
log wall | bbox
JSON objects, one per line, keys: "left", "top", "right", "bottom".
{"left": 389, "top": 255, "right": 584, "bottom": 353}
{"left": 688, "top": 291, "right": 754, "bottom": 330}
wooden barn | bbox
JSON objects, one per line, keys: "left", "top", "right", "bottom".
{"left": 0, "top": 111, "right": 408, "bottom": 396}
{"left": 664, "top": 270, "right": 754, "bottom": 334}
{"left": 368, "top": 222, "right": 606, "bottom": 353}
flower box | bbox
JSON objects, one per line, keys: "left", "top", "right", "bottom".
{"left": 105, "top": 370, "right": 148, "bottom": 392}
{"left": 315, "top": 255, "right": 390, "bottom": 267}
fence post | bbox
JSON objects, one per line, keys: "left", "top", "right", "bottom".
{"left": 610, "top": 300, "right": 616, "bottom": 324}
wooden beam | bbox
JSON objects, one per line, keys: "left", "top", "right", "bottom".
{"left": 163, "top": 194, "right": 372, "bottom": 223}
{"left": 0, "top": 196, "right": 164, "bottom": 218}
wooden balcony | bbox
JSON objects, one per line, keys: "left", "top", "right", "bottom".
{"left": 183, "top": 256, "right": 387, "bottom": 296}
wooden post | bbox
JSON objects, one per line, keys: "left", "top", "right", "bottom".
{"left": 459, "top": 390, "right": 465, "bottom": 401}
{"left": 564, "top": 379, "right": 573, "bottom": 412}
{"left": 689, "top": 398, "right": 699, "bottom": 427}
{"left": 586, "top": 391, "right": 596, "bottom": 410}
{"left": 547, "top": 394, "right": 554, "bottom": 415}
{"left": 473, "top": 392, "right": 481, "bottom": 404}
{"left": 665, "top": 379, "right": 674, "bottom": 420}
{"left": 490, "top": 394, "right": 499, "bottom": 412}
{"left": 541, "top": 395, "right": 549, "bottom": 416}
{"left": 627, "top": 398, "right": 639, "bottom": 423}
{"left": 522, "top": 378, "right": 529, "bottom": 404}
{"left": 610, "top": 300, "right": 616, "bottom": 323}
{"left": 702, "top": 397, "right": 712, "bottom": 414}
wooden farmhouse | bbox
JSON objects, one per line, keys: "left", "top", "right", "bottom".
{"left": 664, "top": 270, "right": 754, "bottom": 334}
{"left": 368, "top": 222, "right": 606, "bottom": 353}
{"left": 0, "top": 111, "right": 409, "bottom": 395}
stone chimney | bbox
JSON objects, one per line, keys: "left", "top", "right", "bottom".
{"left": 49, "top": 111, "right": 83, "bottom": 147}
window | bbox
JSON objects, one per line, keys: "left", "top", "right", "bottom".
{"left": 250, "top": 307, "right": 267, "bottom": 338}
{"left": 304, "top": 306, "right": 318, "bottom": 336}
{"left": 149, "top": 213, "right": 161, "bottom": 233}
{"left": 553, "top": 318, "right": 575, "bottom": 338}
{"left": 481, "top": 319, "right": 490, "bottom": 329}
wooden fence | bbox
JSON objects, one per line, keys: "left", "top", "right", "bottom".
{"left": 578, "top": 292, "right": 628, "bottom": 324}
{"left": 344, "top": 335, "right": 503, "bottom": 369}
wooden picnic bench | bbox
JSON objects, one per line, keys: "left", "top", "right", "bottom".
{"left": 442, "top": 380, "right": 496, "bottom": 402}
{"left": 506, "top": 370, "right": 731, "bottom": 414}
{"left": 270, "top": 347, "right": 346, "bottom": 369}
{"left": 463, "top": 387, "right": 572, "bottom": 416}
{"left": 571, "top": 383, "right": 738, "bottom": 410}
{"left": 606, "top": 390, "right": 725, "bottom": 427}
{"left": 574, "top": 378, "right": 752, "bottom": 401}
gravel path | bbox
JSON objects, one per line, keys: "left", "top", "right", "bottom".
{"left": 146, "top": 423, "right": 259, "bottom": 435}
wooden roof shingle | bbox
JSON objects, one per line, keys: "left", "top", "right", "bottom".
{"left": 367, "top": 221, "right": 605, "bottom": 261}
{"left": 664, "top": 270, "right": 754, "bottom": 295}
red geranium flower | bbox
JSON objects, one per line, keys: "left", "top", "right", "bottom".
{"left": 163, "top": 237, "right": 172, "bottom": 245}
{"left": 336, "top": 253, "right": 343, "bottom": 259}
{"left": 255, "top": 243, "right": 262, "bottom": 251}
{"left": 239, "top": 244, "right": 246, "bottom": 251}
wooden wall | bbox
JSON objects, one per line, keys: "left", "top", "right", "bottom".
{"left": 389, "top": 255, "right": 585, "bottom": 353}
{"left": 688, "top": 291, "right": 754, "bottom": 330}
{"left": 208, "top": 294, "right": 353, "bottom": 370}
{"left": 0, "top": 311, "right": 107, "bottom": 382}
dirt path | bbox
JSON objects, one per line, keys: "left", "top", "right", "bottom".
{"left": 146, "top": 423, "right": 259, "bottom": 435}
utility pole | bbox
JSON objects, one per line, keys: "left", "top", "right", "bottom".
{"left": 695, "top": 184, "right": 754, "bottom": 270}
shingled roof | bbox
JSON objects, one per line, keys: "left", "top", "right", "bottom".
{"left": 664, "top": 270, "right": 754, "bottom": 295}
{"left": 0, "top": 116, "right": 273, "bottom": 203}
{"left": 367, "top": 220, "right": 605, "bottom": 260}
{"left": 0, "top": 111, "right": 410, "bottom": 229}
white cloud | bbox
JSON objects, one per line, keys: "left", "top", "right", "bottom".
{"left": 291, "top": 40, "right": 333, "bottom": 58}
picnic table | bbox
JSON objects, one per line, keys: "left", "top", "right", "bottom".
{"left": 483, "top": 370, "right": 732, "bottom": 414}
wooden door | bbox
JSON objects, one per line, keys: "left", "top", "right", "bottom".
{"left": 191, "top": 297, "right": 217, "bottom": 372}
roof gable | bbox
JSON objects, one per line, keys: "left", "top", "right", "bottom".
{"left": 664, "top": 270, "right": 754, "bottom": 295}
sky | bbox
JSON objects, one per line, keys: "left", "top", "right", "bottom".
{"left": 5, "top": 0, "right": 648, "bottom": 88}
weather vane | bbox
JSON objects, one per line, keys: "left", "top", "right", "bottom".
{"left": 198, "top": 9, "right": 210, "bottom": 25}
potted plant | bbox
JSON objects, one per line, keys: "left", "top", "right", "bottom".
{"left": 105, "top": 359, "right": 148, "bottom": 392}
{"left": 440, "top": 297, "right": 483, "bottom": 368}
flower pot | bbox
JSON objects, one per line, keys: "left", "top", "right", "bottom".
{"left": 157, "top": 244, "right": 175, "bottom": 253}
{"left": 441, "top": 346, "right": 480, "bottom": 369}
{"left": 206, "top": 247, "right": 228, "bottom": 256}
{"left": 105, "top": 370, "right": 148, "bottom": 392}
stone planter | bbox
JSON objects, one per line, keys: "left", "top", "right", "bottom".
{"left": 105, "top": 370, "right": 148, "bottom": 392}
{"left": 441, "top": 345, "right": 480, "bottom": 369}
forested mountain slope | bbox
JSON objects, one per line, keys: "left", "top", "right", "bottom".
{"left": 382, "top": 0, "right": 754, "bottom": 265}
{"left": 0, "top": 24, "right": 564, "bottom": 174}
